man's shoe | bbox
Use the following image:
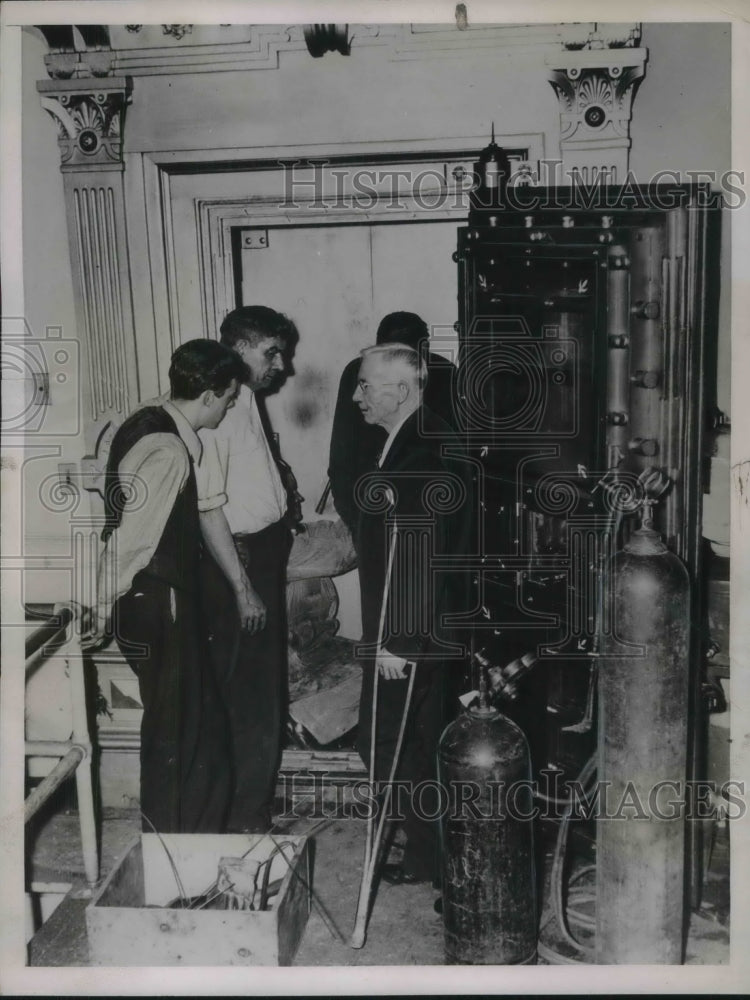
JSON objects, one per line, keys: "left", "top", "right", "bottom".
{"left": 380, "top": 864, "right": 429, "bottom": 886}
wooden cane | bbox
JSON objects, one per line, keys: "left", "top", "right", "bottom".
{"left": 351, "top": 628, "right": 383, "bottom": 947}
{"left": 350, "top": 518, "right": 415, "bottom": 949}
{"left": 351, "top": 519, "right": 397, "bottom": 948}
{"left": 350, "top": 660, "right": 416, "bottom": 948}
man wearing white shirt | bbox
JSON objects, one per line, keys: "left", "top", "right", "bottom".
{"left": 93, "top": 339, "right": 246, "bottom": 833}
{"left": 197, "top": 305, "right": 298, "bottom": 833}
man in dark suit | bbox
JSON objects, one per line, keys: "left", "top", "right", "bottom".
{"left": 328, "top": 311, "right": 457, "bottom": 535}
{"left": 353, "top": 344, "right": 475, "bottom": 886}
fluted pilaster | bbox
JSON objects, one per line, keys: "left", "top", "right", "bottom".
{"left": 38, "top": 79, "right": 137, "bottom": 421}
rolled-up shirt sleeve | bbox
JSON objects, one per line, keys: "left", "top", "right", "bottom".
{"left": 196, "top": 427, "right": 229, "bottom": 513}
{"left": 97, "top": 433, "right": 189, "bottom": 614}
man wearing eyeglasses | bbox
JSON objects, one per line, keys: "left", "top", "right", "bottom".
{"left": 353, "top": 344, "right": 475, "bottom": 890}
{"left": 328, "top": 311, "right": 457, "bottom": 537}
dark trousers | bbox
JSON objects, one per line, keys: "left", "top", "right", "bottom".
{"left": 203, "top": 520, "right": 291, "bottom": 832}
{"left": 113, "top": 575, "right": 231, "bottom": 833}
{"left": 357, "top": 662, "right": 447, "bottom": 881}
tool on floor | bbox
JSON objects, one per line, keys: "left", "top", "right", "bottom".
{"left": 350, "top": 519, "right": 416, "bottom": 949}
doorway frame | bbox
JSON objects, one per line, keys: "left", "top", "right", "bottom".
{"left": 197, "top": 141, "right": 538, "bottom": 337}
{"left": 126, "top": 133, "right": 543, "bottom": 397}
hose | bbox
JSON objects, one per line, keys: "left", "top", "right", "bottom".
{"left": 547, "top": 752, "right": 597, "bottom": 960}
{"left": 540, "top": 496, "right": 624, "bottom": 963}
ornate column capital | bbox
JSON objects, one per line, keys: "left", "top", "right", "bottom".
{"left": 546, "top": 49, "right": 647, "bottom": 183}
{"left": 37, "top": 78, "right": 131, "bottom": 170}
{"left": 36, "top": 77, "right": 137, "bottom": 420}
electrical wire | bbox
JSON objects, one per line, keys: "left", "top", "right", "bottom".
{"left": 141, "top": 810, "right": 188, "bottom": 907}
{"left": 157, "top": 817, "right": 334, "bottom": 913}
{"left": 266, "top": 829, "right": 346, "bottom": 942}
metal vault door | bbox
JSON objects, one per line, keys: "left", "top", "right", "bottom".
{"left": 455, "top": 185, "right": 721, "bottom": 909}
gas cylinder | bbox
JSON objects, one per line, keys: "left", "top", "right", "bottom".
{"left": 438, "top": 692, "right": 537, "bottom": 964}
{"left": 596, "top": 513, "right": 690, "bottom": 964}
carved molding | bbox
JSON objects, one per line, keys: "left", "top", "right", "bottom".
{"left": 38, "top": 79, "right": 130, "bottom": 169}
{"left": 162, "top": 25, "right": 193, "bottom": 41}
{"left": 390, "top": 22, "right": 640, "bottom": 61}
{"left": 547, "top": 49, "right": 647, "bottom": 182}
{"left": 110, "top": 24, "right": 306, "bottom": 75}
{"left": 35, "top": 25, "right": 114, "bottom": 78}
{"left": 579, "top": 23, "right": 641, "bottom": 49}
{"left": 34, "top": 22, "right": 642, "bottom": 78}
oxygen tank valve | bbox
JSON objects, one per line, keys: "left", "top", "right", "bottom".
{"left": 641, "top": 497, "right": 656, "bottom": 530}
{"left": 472, "top": 649, "right": 539, "bottom": 704}
{"left": 473, "top": 649, "right": 497, "bottom": 716}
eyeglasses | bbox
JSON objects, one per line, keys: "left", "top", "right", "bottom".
{"left": 357, "top": 379, "right": 399, "bottom": 393}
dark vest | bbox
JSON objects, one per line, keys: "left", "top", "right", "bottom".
{"left": 102, "top": 406, "right": 200, "bottom": 593}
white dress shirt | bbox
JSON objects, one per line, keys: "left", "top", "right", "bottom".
{"left": 97, "top": 401, "right": 202, "bottom": 614}
{"left": 196, "top": 384, "right": 286, "bottom": 535}
{"left": 377, "top": 411, "right": 412, "bottom": 468}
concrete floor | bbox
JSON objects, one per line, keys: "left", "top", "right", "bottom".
{"left": 26, "top": 800, "right": 730, "bottom": 968}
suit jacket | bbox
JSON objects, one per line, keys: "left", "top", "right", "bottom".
{"left": 356, "top": 405, "right": 475, "bottom": 665}
{"left": 328, "top": 352, "right": 458, "bottom": 533}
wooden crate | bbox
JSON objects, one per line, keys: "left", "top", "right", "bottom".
{"left": 86, "top": 833, "right": 311, "bottom": 966}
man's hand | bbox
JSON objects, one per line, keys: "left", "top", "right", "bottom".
{"left": 201, "top": 508, "right": 268, "bottom": 633}
{"left": 235, "top": 576, "right": 267, "bottom": 635}
{"left": 376, "top": 649, "right": 411, "bottom": 680}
